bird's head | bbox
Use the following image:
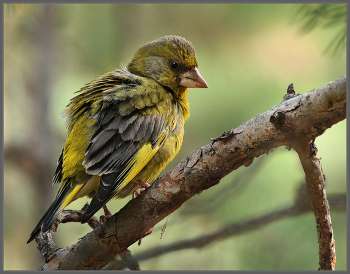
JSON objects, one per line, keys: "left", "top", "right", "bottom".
{"left": 127, "top": 35, "right": 208, "bottom": 98}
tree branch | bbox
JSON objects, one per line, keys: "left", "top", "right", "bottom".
{"left": 36, "top": 75, "right": 346, "bottom": 270}
{"left": 294, "top": 141, "right": 336, "bottom": 270}
{"left": 105, "top": 187, "right": 345, "bottom": 269}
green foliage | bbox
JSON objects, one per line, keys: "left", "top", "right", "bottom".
{"left": 293, "top": 4, "right": 346, "bottom": 56}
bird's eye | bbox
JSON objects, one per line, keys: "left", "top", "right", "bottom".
{"left": 170, "top": 61, "right": 180, "bottom": 71}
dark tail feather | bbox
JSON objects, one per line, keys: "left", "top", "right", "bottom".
{"left": 27, "top": 182, "right": 71, "bottom": 244}
{"left": 81, "top": 173, "right": 119, "bottom": 224}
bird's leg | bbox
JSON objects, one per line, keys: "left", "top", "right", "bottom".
{"left": 133, "top": 181, "right": 150, "bottom": 199}
{"left": 103, "top": 205, "right": 112, "bottom": 218}
{"left": 99, "top": 205, "right": 113, "bottom": 223}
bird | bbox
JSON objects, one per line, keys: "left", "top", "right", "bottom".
{"left": 27, "top": 35, "right": 208, "bottom": 244}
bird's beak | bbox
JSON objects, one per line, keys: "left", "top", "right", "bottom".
{"left": 179, "top": 67, "right": 209, "bottom": 89}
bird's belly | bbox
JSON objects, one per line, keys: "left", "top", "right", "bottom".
{"left": 141, "top": 131, "right": 184, "bottom": 181}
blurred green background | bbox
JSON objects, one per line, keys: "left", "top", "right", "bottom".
{"left": 4, "top": 4, "right": 346, "bottom": 270}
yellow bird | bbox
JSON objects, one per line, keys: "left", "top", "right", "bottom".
{"left": 27, "top": 35, "right": 208, "bottom": 243}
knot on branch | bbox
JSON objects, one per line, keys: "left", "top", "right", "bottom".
{"left": 283, "top": 83, "right": 300, "bottom": 100}
{"left": 309, "top": 139, "right": 318, "bottom": 157}
{"left": 269, "top": 111, "right": 286, "bottom": 128}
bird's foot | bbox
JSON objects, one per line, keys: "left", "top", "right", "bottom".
{"left": 99, "top": 205, "right": 113, "bottom": 223}
{"left": 133, "top": 181, "right": 150, "bottom": 199}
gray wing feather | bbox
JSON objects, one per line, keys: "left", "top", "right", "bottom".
{"left": 150, "top": 114, "right": 166, "bottom": 142}
{"left": 134, "top": 115, "right": 150, "bottom": 141}
{"left": 143, "top": 115, "right": 156, "bottom": 142}
{"left": 83, "top": 111, "right": 167, "bottom": 175}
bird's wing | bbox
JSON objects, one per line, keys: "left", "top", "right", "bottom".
{"left": 52, "top": 148, "right": 63, "bottom": 186}
{"left": 82, "top": 112, "right": 168, "bottom": 174}
{"left": 71, "top": 71, "right": 175, "bottom": 222}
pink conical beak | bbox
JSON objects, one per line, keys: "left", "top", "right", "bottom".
{"left": 179, "top": 67, "right": 209, "bottom": 88}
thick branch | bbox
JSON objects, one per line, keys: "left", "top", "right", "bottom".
{"left": 38, "top": 75, "right": 346, "bottom": 270}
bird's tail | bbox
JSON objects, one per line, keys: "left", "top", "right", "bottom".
{"left": 80, "top": 173, "right": 119, "bottom": 224}
{"left": 27, "top": 180, "right": 80, "bottom": 244}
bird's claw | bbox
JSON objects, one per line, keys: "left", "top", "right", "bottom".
{"left": 133, "top": 182, "right": 150, "bottom": 199}
{"left": 99, "top": 205, "right": 113, "bottom": 223}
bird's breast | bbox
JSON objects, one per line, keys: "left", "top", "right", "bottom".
{"left": 140, "top": 105, "right": 185, "bottom": 182}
